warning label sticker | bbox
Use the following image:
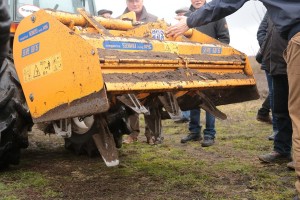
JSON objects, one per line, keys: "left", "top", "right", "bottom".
{"left": 23, "top": 53, "right": 62, "bottom": 83}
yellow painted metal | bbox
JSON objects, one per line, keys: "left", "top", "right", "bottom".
{"left": 119, "top": 11, "right": 137, "bottom": 23}
{"left": 105, "top": 78, "right": 256, "bottom": 94}
{"left": 45, "top": 10, "right": 134, "bottom": 31}
{"left": 81, "top": 34, "right": 246, "bottom": 57}
{"left": 75, "top": 20, "right": 255, "bottom": 93}
{"left": 23, "top": 53, "right": 63, "bottom": 83}
{"left": 174, "top": 91, "right": 188, "bottom": 98}
{"left": 77, "top": 8, "right": 111, "bottom": 36}
{"left": 13, "top": 9, "right": 258, "bottom": 121}
{"left": 13, "top": 10, "right": 105, "bottom": 120}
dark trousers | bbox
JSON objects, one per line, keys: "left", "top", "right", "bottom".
{"left": 258, "top": 96, "right": 270, "bottom": 116}
{"left": 272, "top": 75, "right": 292, "bottom": 156}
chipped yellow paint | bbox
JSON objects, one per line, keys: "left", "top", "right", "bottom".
{"left": 23, "top": 53, "right": 62, "bottom": 83}
{"left": 14, "top": 10, "right": 105, "bottom": 120}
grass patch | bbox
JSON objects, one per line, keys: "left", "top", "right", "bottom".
{"left": 0, "top": 100, "right": 296, "bottom": 199}
{"left": 0, "top": 171, "right": 60, "bottom": 199}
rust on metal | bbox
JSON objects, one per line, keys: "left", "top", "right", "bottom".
{"left": 97, "top": 49, "right": 245, "bottom": 65}
{"left": 34, "top": 89, "right": 109, "bottom": 123}
{"left": 92, "top": 116, "right": 119, "bottom": 167}
{"left": 77, "top": 8, "right": 112, "bottom": 36}
{"left": 45, "top": 9, "right": 134, "bottom": 31}
{"left": 103, "top": 68, "right": 249, "bottom": 83}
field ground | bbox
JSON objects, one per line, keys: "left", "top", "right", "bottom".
{"left": 0, "top": 58, "right": 296, "bottom": 200}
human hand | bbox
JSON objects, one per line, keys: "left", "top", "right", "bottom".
{"left": 166, "top": 16, "right": 189, "bottom": 38}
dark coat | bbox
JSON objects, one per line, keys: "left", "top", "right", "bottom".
{"left": 185, "top": 5, "right": 230, "bottom": 44}
{"left": 264, "top": 19, "right": 288, "bottom": 75}
{"left": 0, "top": 0, "right": 10, "bottom": 63}
{"left": 186, "top": 0, "right": 300, "bottom": 41}
{"left": 256, "top": 13, "right": 269, "bottom": 69}
{"left": 122, "top": 6, "right": 157, "bottom": 23}
{"left": 257, "top": 13, "right": 268, "bottom": 47}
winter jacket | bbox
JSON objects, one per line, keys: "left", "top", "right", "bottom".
{"left": 257, "top": 13, "right": 268, "bottom": 47}
{"left": 186, "top": 0, "right": 300, "bottom": 41}
{"left": 122, "top": 6, "right": 157, "bottom": 23}
{"left": 186, "top": 5, "right": 230, "bottom": 44}
{"left": 264, "top": 19, "right": 288, "bottom": 75}
{"left": 256, "top": 13, "right": 268, "bottom": 68}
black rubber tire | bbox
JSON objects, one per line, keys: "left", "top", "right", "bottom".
{"left": 0, "top": 58, "right": 32, "bottom": 169}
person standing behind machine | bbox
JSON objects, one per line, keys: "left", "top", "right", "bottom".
{"left": 97, "top": 9, "right": 113, "bottom": 18}
{"left": 121, "top": 0, "right": 157, "bottom": 22}
{"left": 175, "top": 7, "right": 189, "bottom": 17}
{"left": 180, "top": 0, "right": 230, "bottom": 147}
{"left": 256, "top": 13, "right": 278, "bottom": 140}
{"left": 122, "top": 0, "right": 158, "bottom": 144}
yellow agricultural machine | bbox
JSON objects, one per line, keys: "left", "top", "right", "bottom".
{"left": 1, "top": 0, "right": 259, "bottom": 168}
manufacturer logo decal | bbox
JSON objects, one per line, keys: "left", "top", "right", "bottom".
{"left": 103, "top": 41, "right": 153, "bottom": 50}
{"left": 19, "top": 22, "right": 49, "bottom": 42}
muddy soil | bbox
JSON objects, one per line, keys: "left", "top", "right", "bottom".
{"left": 103, "top": 67, "right": 249, "bottom": 83}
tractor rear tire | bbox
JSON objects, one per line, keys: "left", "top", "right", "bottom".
{"left": 0, "top": 59, "right": 32, "bottom": 169}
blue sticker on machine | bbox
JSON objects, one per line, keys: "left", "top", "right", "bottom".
{"left": 103, "top": 41, "right": 153, "bottom": 50}
{"left": 22, "top": 43, "right": 40, "bottom": 57}
{"left": 151, "top": 29, "right": 165, "bottom": 41}
{"left": 19, "top": 22, "right": 49, "bottom": 42}
{"left": 201, "top": 46, "right": 222, "bottom": 54}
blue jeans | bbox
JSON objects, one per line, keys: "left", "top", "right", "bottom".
{"left": 189, "top": 109, "right": 216, "bottom": 139}
{"left": 265, "top": 71, "right": 278, "bottom": 133}
{"left": 181, "top": 110, "right": 190, "bottom": 120}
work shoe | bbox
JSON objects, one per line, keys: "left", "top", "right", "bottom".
{"left": 268, "top": 131, "right": 278, "bottom": 140}
{"left": 287, "top": 161, "right": 295, "bottom": 170}
{"left": 201, "top": 137, "right": 215, "bottom": 147}
{"left": 258, "top": 151, "right": 291, "bottom": 163}
{"left": 122, "top": 135, "right": 138, "bottom": 144}
{"left": 256, "top": 114, "right": 272, "bottom": 124}
{"left": 180, "top": 133, "right": 202, "bottom": 143}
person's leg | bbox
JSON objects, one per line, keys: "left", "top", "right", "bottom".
{"left": 123, "top": 113, "right": 140, "bottom": 143}
{"left": 257, "top": 87, "right": 272, "bottom": 124}
{"left": 182, "top": 111, "right": 190, "bottom": 121}
{"left": 266, "top": 71, "right": 278, "bottom": 139}
{"left": 174, "top": 110, "right": 190, "bottom": 123}
{"left": 284, "top": 33, "right": 300, "bottom": 196}
{"left": 258, "top": 75, "right": 292, "bottom": 162}
{"left": 189, "top": 109, "right": 201, "bottom": 134}
{"left": 202, "top": 111, "right": 216, "bottom": 147}
{"left": 181, "top": 109, "right": 201, "bottom": 143}
{"left": 203, "top": 111, "right": 216, "bottom": 138}
{"left": 272, "top": 75, "right": 292, "bottom": 156}
{"left": 260, "top": 95, "right": 270, "bottom": 113}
